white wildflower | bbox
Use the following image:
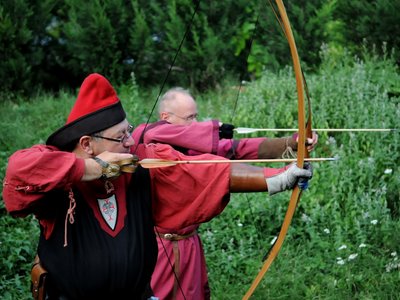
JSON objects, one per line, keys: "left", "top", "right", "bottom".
{"left": 385, "top": 261, "right": 400, "bottom": 273}
{"left": 326, "top": 136, "right": 336, "bottom": 145}
{"left": 237, "top": 222, "right": 243, "bottom": 227}
{"left": 359, "top": 243, "right": 366, "bottom": 248}
{"left": 301, "top": 213, "right": 312, "bottom": 223}
{"left": 337, "top": 259, "right": 345, "bottom": 265}
{"left": 338, "top": 245, "right": 347, "bottom": 250}
{"left": 370, "top": 219, "right": 378, "bottom": 225}
{"left": 348, "top": 253, "right": 358, "bottom": 260}
{"left": 205, "top": 230, "right": 214, "bottom": 238}
{"left": 385, "top": 251, "right": 400, "bottom": 272}
{"left": 324, "top": 228, "right": 330, "bottom": 234}
{"left": 384, "top": 169, "right": 392, "bottom": 174}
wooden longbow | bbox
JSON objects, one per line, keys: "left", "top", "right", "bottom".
{"left": 242, "top": 1, "right": 312, "bottom": 298}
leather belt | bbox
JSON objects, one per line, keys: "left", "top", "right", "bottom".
{"left": 156, "top": 229, "right": 198, "bottom": 298}
{"left": 156, "top": 230, "right": 197, "bottom": 241}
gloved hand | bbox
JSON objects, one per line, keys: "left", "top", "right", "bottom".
{"left": 266, "top": 162, "right": 313, "bottom": 195}
{"left": 297, "top": 162, "right": 313, "bottom": 190}
{"left": 219, "top": 123, "right": 235, "bottom": 139}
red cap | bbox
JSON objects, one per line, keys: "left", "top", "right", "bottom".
{"left": 47, "top": 73, "right": 126, "bottom": 150}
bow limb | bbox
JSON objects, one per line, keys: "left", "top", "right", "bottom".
{"left": 242, "top": 1, "right": 307, "bottom": 298}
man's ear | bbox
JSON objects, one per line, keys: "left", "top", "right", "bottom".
{"left": 160, "top": 111, "right": 169, "bottom": 121}
{"left": 79, "top": 136, "right": 95, "bottom": 155}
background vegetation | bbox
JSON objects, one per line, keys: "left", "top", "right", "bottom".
{"left": 1, "top": 46, "right": 399, "bottom": 299}
{"left": 1, "top": 0, "right": 399, "bottom": 94}
{"left": 1, "top": 0, "right": 399, "bottom": 299}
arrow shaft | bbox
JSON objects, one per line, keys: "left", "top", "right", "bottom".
{"left": 235, "top": 127, "right": 394, "bottom": 133}
{"left": 138, "top": 157, "right": 337, "bottom": 169}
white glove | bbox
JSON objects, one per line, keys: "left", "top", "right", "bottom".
{"left": 266, "top": 163, "right": 313, "bottom": 195}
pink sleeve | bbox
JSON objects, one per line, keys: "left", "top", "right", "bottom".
{"left": 139, "top": 143, "right": 231, "bottom": 229}
{"left": 131, "top": 123, "right": 147, "bottom": 145}
{"left": 138, "top": 120, "right": 221, "bottom": 154}
{"left": 2, "top": 145, "right": 85, "bottom": 215}
{"left": 133, "top": 121, "right": 267, "bottom": 160}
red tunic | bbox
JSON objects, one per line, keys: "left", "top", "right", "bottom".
{"left": 2, "top": 143, "right": 231, "bottom": 299}
{"left": 132, "top": 121, "right": 271, "bottom": 300}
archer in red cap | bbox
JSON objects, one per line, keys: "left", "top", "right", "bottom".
{"left": 2, "top": 73, "right": 312, "bottom": 299}
{"left": 47, "top": 73, "right": 126, "bottom": 151}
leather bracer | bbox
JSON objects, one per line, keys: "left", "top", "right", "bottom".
{"left": 257, "top": 136, "right": 297, "bottom": 159}
{"left": 230, "top": 164, "right": 267, "bottom": 192}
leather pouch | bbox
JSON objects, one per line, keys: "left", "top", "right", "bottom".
{"left": 31, "top": 255, "right": 48, "bottom": 300}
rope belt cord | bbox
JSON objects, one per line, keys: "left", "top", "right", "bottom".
{"left": 156, "top": 230, "right": 198, "bottom": 241}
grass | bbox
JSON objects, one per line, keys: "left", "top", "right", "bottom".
{"left": 0, "top": 48, "right": 399, "bottom": 299}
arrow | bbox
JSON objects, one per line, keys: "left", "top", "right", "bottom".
{"left": 135, "top": 157, "right": 338, "bottom": 169}
{"left": 235, "top": 127, "right": 396, "bottom": 134}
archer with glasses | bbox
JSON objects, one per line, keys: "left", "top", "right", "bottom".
{"left": 132, "top": 87, "right": 318, "bottom": 300}
{"left": 3, "top": 75, "right": 312, "bottom": 300}
{"left": 92, "top": 124, "right": 135, "bottom": 144}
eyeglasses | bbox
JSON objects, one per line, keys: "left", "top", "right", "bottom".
{"left": 167, "top": 112, "right": 198, "bottom": 122}
{"left": 92, "top": 124, "right": 134, "bottom": 144}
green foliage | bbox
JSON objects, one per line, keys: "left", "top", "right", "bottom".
{"left": 63, "top": 0, "right": 129, "bottom": 83}
{"left": 0, "top": 0, "right": 67, "bottom": 93}
{"left": 0, "top": 213, "right": 39, "bottom": 300}
{"left": 134, "top": 0, "right": 259, "bottom": 90}
{"left": 200, "top": 48, "right": 400, "bottom": 298}
{"left": 334, "top": 0, "right": 400, "bottom": 64}
{"left": 0, "top": 46, "right": 399, "bottom": 299}
{"left": 0, "top": 0, "right": 33, "bottom": 93}
{"left": 127, "top": 1, "right": 155, "bottom": 85}
{"left": 0, "top": 91, "right": 75, "bottom": 152}
{"left": 1, "top": 0, "right": 399, "bottom": 94}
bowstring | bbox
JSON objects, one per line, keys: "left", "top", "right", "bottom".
{"left": 228, "top": 4, "right": 265, "bottom": 256}
{"left": 134, "top": 0, "right": 201, "bottom": 155}
{"left": 154, "top": 226, "right": 186, "bottom": 300}
{"left": 139, "top": 2, "right": 202, "bottom": 299}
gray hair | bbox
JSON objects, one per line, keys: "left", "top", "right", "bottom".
{"left": 158, "top": 87, "right": 194, "bottom": 114}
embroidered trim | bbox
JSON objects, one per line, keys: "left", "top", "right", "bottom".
{"left": 63, "top": 189, "right": 76, "bottom": 247}
{"left": 104, "top": 181, "right": 114, "bottom": 194}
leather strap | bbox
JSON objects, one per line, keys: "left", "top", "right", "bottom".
{"left": 172, "top": 241, "right": 180, "bottom": 299}
{"left": 156, "top": 230, "right": 198, "bottom": 299}
{"left": 31, "top": 255, "right": 48, "bottom": 300}
{"left": 157, "top": 230, "right": 197, "bottom": 241}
